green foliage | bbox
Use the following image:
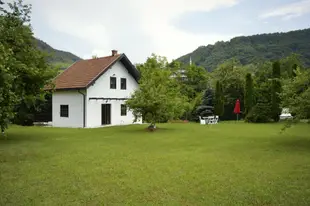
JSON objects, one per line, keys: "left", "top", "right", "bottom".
{"left": 196, "top": 89, "right": 214, "bottom": 117}
{"left": 212, "top": 59, "right": 247, "bottom": 120}
{"left": 53, "top": 62, "right": 72, "bottom": 71}
{"left": 177, "top": 28, "right": 310, "bottom": 71}
{"left": 0, "top": 43, "right": 16, "bottom": 131}
{"left": 0, "top": 0, "right": 56, "bottom": 130}
{"left": 176, "top": 63, "right": 209, "bottom": 99}
{"left": 280, "top": 53, "right": 303, "bottom": 78}
{"left": 281, "top": 68, "right": 310, "bottom": 120}
{"left": 253, "top": 62, "right": 273, "bottom": 104}
{"left": 184, "top": 64, "right": 210, "bottom": 96}
{"left": 245, "top": 103, "right": 272, "bottom": 123}
{"left": 214, "top": 81, "right": 224, "bottom": 116}
{"left": 245, "top": 62, "right": 274, "bottom": 123}
{"left": 202, "top": 88, "right": 214, "bottom": 106}
{"left": 244, "top": 73, "right": 254, "bottom": 116}
{"left": 272, "top": 61, "right": 281, "bottom": 78}
{"left": 271, "top": 61, "right": 282, "bottom": 122}
{"left": 126, "top": 54, "right": 188, "bottom": 126}
{"left": 173, "top": 62, "right": 209, "bottom": 121}
{"left": 183, "top": 91, "right": 203, "bottom": 121}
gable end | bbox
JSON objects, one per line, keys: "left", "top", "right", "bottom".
{"left": 86, "top": 54, "right": 140, "bottom": 88}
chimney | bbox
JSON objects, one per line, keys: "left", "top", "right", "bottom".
{"left": 112, "top": 50, "right": 118, "bottom": 56}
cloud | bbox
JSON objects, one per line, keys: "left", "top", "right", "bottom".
{"left": 260, "top": 0, "right": 310, "bottom": 20}
{"left": 26, "top": 0, "right": 239, "bottom": 63}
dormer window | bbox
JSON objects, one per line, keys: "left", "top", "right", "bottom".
{"left": 110, "top": 77, "right": 116, "bottom": 89}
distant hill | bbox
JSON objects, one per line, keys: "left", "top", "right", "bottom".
{"left": 177, "top": 28, "right": 310, "bottom": 71}
{"left": 35, "top": 38, "right": 81, "bottom": 67}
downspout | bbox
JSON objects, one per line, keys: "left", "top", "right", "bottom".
{"left": 78, "top": 89, "right": 86, "bottom": 128}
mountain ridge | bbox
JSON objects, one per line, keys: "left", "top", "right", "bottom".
{"left": 35, "top": 38, "right": 82, "bottom": 66}
{"left": 177, "top": 28, "right": 310, "bottom": 70}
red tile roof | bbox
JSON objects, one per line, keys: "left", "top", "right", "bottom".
{"left": 51, "top": 54, "right": 122, "bottom": 90}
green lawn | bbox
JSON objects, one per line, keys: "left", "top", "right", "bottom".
{"left": 1, "top": 123, "right": 310, "bottom": 205}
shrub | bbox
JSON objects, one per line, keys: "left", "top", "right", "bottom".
{"left": 196, "top": 105, "right": 213, "bottom": 117}
{"left": 245, "top": 103, "right": 272, "bottom": 123}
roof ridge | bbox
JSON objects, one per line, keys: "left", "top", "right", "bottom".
{"left": 83, "top": 53, "right": 122, "bottom": 61}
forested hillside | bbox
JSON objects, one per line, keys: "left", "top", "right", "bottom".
{"left": 35, "top": 38, "right": 81, "bottom": 66}
{"left": 177, "top": 28, "right": 310, "bottom": 71}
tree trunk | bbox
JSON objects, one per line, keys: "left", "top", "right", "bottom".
{"left": 147, "top": 122, "right": 156, "bottom": 131}
{"left": 1, "top": 129, "right": 6, "bottom": 140}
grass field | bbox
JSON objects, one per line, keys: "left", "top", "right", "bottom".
{"left": 1, "top": 122, "right": 310, "bottom": 205}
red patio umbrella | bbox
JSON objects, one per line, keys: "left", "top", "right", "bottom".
{"left": 234, "top": 99, "right": 241, "bottom": 121}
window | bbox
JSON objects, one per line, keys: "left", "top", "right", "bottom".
{"left": 60, "top": 105, "right": 69, "bottom": 117}
{"left": 110, "top": 77, "right": 116, "bottom": 89}
{"left": 121, "top": 78, "right": 127, "bottom": 90}
{"left": 121, "top": 104, "right": 127, "bottom": 116}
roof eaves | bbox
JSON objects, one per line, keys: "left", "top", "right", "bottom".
{"left": 54, "top": 87, "right": 86, "bottom": 91}
{"left": 120, "top": 54, "right": 140, "bottom": 82}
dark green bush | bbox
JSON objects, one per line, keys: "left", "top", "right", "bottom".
{"left": 245, "top": 103, "right": 272, "bottom": 123}
{"left": 196, "top": 105, "right": 214, "bottom": 117}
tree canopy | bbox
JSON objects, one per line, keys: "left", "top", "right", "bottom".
{"left": 281, "top": 68, "right": 310, "bottom": 120}
{"left": 0, "top": 0, "right": 56, "bottom": 131}
{"left": 211, "top": 59, "right": 247, "bottom": 120}
{"left": 126, "top": 54, "right": 188, "bottom": 127}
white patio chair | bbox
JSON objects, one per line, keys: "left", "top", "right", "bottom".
{"left": 214, "top": 116, "right": 219, "bottom": 124}
{"left": 207, "top": 116, "right": 214, "bottom": 124}
{"left": 199, "top": 116, "right": 206, "bottom": 125}
{"left": 280, "top": 108, "right": 293, "bottom": 120}
{"left": 205, "top": 117, "right": 210, "bottom": 125}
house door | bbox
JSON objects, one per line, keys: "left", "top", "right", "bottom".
{"left": 101, "top": 104, "right": 111, "bottom": 125}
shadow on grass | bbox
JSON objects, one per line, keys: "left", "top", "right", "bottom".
{"left": 120, "top": 127, "right": 177, "bottom": 134}
{"left": 0, "top": 134, "right": 35, "bottom": 144}
{"left": 274, "top": 137, "right": 310, "bottom": 152}
{"left": 0, "top": 130, "right": 49, "bottom": 144}
{"left": 112, "top": 124, "right": 179, "bottom": 135}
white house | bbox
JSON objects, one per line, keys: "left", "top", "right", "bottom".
{"left": 49, "top": 50, "right": 142, "bottom": 128}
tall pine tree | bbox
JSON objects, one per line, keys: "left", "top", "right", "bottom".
{"left": 244, "top": 73, "right": 254, "bottom": 116}
{"left": 271, "top": 61, "right": 282, "bottom": 122}
{"left": 214, "top": 81, "right": 224, "bottom": 116}
{"left": 196, "top": 88, "right": 214, "bottom": 117}
{"left": 292, "top": 63, "right": 297, "bottom": 77}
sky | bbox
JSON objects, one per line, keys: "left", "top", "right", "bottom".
{"left": 18, "top": 0, "right": 310, "bottom": 63}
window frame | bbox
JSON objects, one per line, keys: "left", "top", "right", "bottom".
{"left": 110, "top": 77, "right": 117, "bottom": 89}
{"left": 120, "top": 78, "right": 127, "bottom": 90}
{"left": 60, "top": 105, "right": 69, "bottom": 117}
{"left": 121, "top": 104, "right": 127, "bottom": 116}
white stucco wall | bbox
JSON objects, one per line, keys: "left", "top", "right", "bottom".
{"left": 52, "top": 90, "right": 85, "bottom": 128}
{"left": 86, "top": 61, "right": 141, "bottom": 128}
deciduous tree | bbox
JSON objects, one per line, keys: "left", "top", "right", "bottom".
{"left": 211, "top": 59, "right": 247, "bottom": 120}
{"left": 281, "top": 68, "right": 310, "bottom": 121}
{"left": 0, "top": 0, "right": 56, "bottom": 131}
{"left": 172, "top": 61, "right": 210, "bottom": 121}
{"left": 126, "top": 54, "right": 188, "bottom": 129}
{"left": 244, "top": 73, "right": 254, "bottom": 116}
{"left": 214, "top": 81, "right": 224, "bottom": 117}
{"left": 271, "top": 61, "right": 282, "bottom": 122}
